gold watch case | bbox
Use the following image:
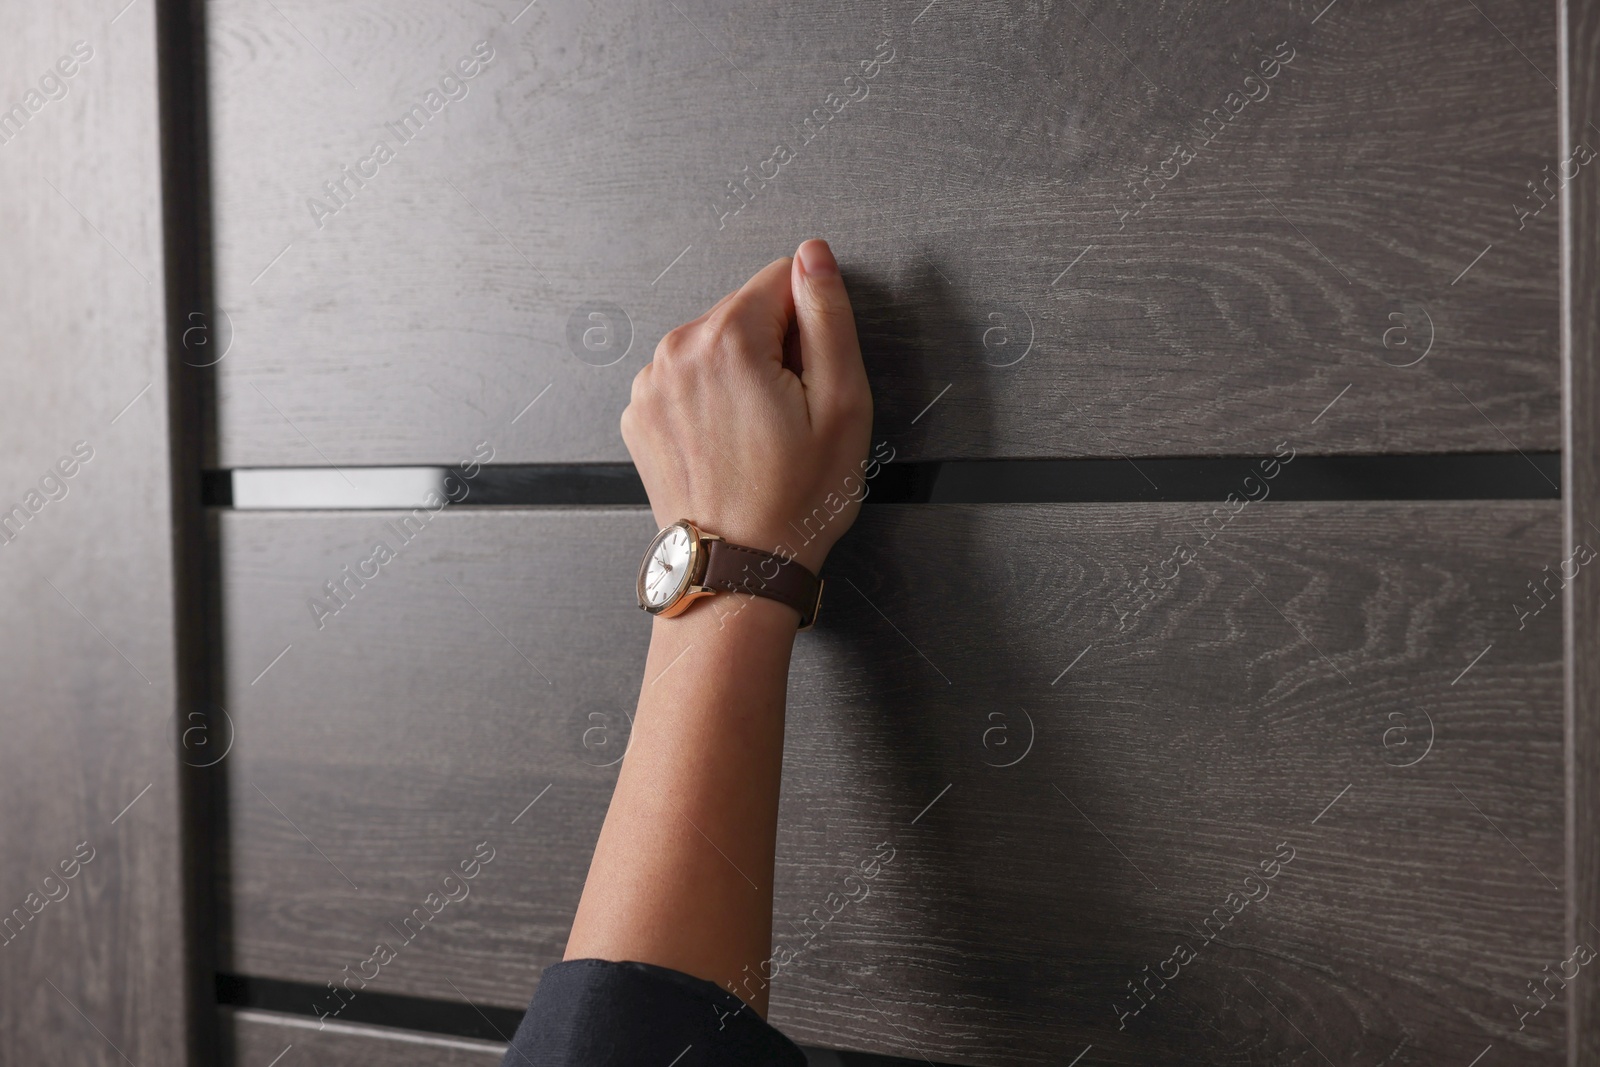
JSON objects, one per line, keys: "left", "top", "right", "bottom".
{"left": 636, "top": 519, "right": 722, "bottom": 618}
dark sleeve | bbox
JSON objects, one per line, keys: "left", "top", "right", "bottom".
{"left": 501, "top": 958, "right": 808, "bottom": 1067}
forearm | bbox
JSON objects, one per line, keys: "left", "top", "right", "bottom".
{"left": 563, "top": 594, "right": 799, "bottom": 1013}
{"left": 560, "top": 240, "right": 867, "bottom": 1023}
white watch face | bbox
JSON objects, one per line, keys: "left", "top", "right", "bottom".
{"left": 641, "top": 524, "right": 694, "bottom": 608}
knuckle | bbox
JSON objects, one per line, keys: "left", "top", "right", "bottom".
{"left": 623, "top": 372, "right": 666, "bottom": 443}
{"left": 839, "top": 387, "right": 872, "bottom": 420}
{"left": 806, "top": 298, "right": 857, "bottom": 332}
{"left": 825, "top": 381, "right": 873, "bottom": 425}
{"left": 706, "top": 311, "right": 761, "bottom": 359}
{"left": 619, "top": 392, "right": 657, "bottom": 447}
{"left": 629, "top": 363, "right": 652, "bottom": 403}
{"left": 655, "top": 323, "right": 697, "bottom": 363}
{"left": 700, "top": 303, "right": 743, "bottom": 342}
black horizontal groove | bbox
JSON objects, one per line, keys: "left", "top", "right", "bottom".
{"left": 205, "top": 452, "right": 1560, "bottom": 508}
{"left": 216, "top": 973, "right": 937, "bottom": 1065}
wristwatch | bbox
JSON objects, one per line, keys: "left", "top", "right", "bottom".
{"left": 636, "top": 519, "right": 823, "bottom": 629}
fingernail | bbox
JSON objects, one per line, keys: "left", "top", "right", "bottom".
{"left": 797, "top": 239, "right": 838, "bottom": 278}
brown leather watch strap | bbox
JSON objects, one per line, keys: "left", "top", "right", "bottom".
{"left": 700, "top": 539, "right": 823, "bottom": 629}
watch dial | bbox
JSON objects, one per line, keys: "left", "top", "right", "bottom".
{"left": 642, "top": 525, "right": 693, "bottom": 608}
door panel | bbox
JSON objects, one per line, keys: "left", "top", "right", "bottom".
{"left": 0, "top": 1, "right": 189, "bottom": 1063}
{"left": 219, "top": 502, "right": 1564, "bottom": 1065}
{"left": 205, "top": 0, "right": 1559, "bottom": 467}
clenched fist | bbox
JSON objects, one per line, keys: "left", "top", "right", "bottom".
{"left": 620, "top": 239, "right": 874, "bottom": 576}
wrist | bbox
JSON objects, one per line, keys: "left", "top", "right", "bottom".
{"left": 669, "top": 587, "right": 805, "bottom": 638}
{"left": 688, "top": 518, "right": 830, "bottom": 576}
{"left": 642, "top": 592, "right": 797, "bottom": 692}
{"left": 638, "top": 519, "right": 824, "bottom": 630}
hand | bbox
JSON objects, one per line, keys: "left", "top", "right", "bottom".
{"left": 621, "top": 239, "right": 873, "bottom": 576}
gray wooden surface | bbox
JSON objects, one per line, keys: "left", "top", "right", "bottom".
{"left": 218, "top": 502, "right": 1564, "bottom": 1065}
{"left": 224, "top": 1009, "right": 505, "bottom": 1066}
{"left": 0, "top": 1, "right": 190, "bottom": 1063}
{"left": 205, "top": 0, "right": 1559, "bottom": 467}
{"left": 1562, "top": 0, "right": 1600, "bottom": 1060}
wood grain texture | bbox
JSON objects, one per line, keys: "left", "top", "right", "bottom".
{"left": 218, "top": 502, "right": 1564, "bottom": 1065}
{"left": 206, "top": 0, "right": 1559, "bottom": 466}
{"left": 223, "top": 1008, "right": 505, "bottom": 1066}
{"left": 0, "top": 1, "right": 189, "bottom": 1064}
{"left": 1561, "top": 0, "right": 1600, "bottom": 1062}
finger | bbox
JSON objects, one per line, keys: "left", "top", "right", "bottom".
{"left": 689, "top": 282, "right": 741, "bottom": 327}
{"left": 790, "top": 239, "right": 868, "bottom": 412}
{"left": 681, "top": 259, "right": 793, "bottom": 342}
{"left": 719, "top": 256, "right": 796, "bottom": 359}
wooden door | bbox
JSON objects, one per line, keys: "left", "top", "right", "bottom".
{"left": 199, "top": 0, "right": 1597, "bottom": 1063}
{"left": 5, "top": 0, "right": 1597, "bottom": 1064}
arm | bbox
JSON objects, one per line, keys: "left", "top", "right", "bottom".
{"left": 563, "top": 240, "right": 873, "bottom": 1016}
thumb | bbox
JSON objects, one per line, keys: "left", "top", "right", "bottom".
{"left": 791, "top": 239, "right": 869, "bottom": 417}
